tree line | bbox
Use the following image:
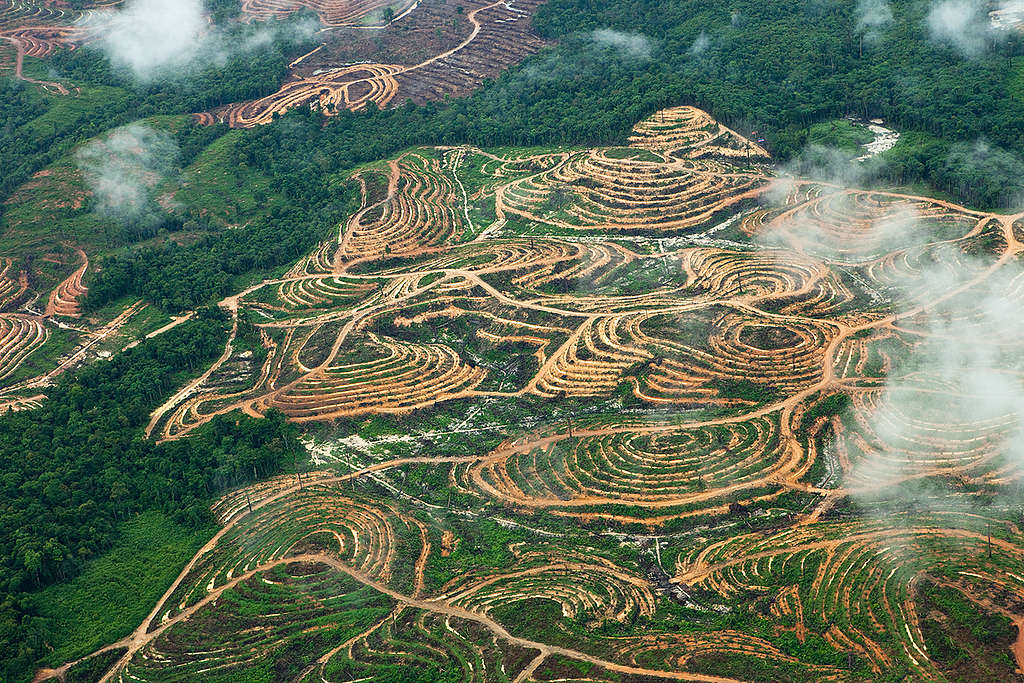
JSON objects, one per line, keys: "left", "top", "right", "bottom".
{"left": 0, "top": 310, "right": 302, "bottom": 681}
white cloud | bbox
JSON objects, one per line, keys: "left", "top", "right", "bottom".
{"left": 855, "top": 0, "right": 893, "bottom": 43}
{"left": 83, "top": 0, "right": 318, "bottom": 81}
{"left": 926, "top": 0, "right": 996, "bottom": 58}
{"left": 92, "top": 0, "right": 207, "bottom": 80}
{"left": 591, "top": 28, "right": 652, "bottom": 61}
{"left": 688, "top": 31, "right": 711, "bottom": 56}
{"left": 76, "top": 123, "right": 180, "bottom": 224}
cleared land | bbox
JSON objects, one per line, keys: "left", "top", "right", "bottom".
{"left": 32, "top": 107, "right": 1024, "bottom": 682}
{"left": 210, "top": 0, "right": 548, "bottom": 126}
{"left": 0, "top": 0, "right": 546, "bottom": 124}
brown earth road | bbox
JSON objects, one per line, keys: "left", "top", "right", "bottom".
{"left": 144, "top": 313, "right": 239, "bottom": 438}
{"left": 87, "top": 552, "right": 744, "bottom": 683}
{"left": 675, "top": 527, "right": 1024, "bottom": 586}
{"left": 315, "top": 0, "right": 515, "bottom": 98}
{"left": 44, "top": 247, "right": 88, "bottom": 317}
{"left": 148, "top": 240, "right": 623, "bottom": 435}
{"left": 0, "top": 299, "right": 146, "bottom": 401}
{"left": 338, "top": 155, "right": 404, "bottom": 260}
{"left": 38, "top": 452, "right": 743, "bottom": 683}
{"left": 0, "top": 35, "right": 70, "bottom": 94}
{"left": 144, "top": 311, "right": 195, "bottom": 339}
{"left": 147, "top": 197, "right": 1024, "bottom": 504}
{"left": 924, "top": 574, "right": 1024, "bottom": 675}
{"left": 494, "top": 148, "right": 776, "bottom": 232}
{"left": 1015, "top": 616, "right": 1024, "bottom": 676}
{"left": 77, "top": 145, "right": 1024, "bottom": 679}
{"left": 229, "top": 0, "right": 519, "bottom": 122}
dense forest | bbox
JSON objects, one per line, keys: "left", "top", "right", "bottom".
{"left": 83, "top": 201, "right": 345, "bottom": 311}
{"left": 5, "top": 0, "right": 1024, "bottom": 272}
{"left": 0, "top": 310, "right": 302, "bottom": 680}
{"left": 7, "top": 0, "right": 1024, "bottom": 219}
{"left": 197, "top": 0, "right": 1024, "bottom": 209}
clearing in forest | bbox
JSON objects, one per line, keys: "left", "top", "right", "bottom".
{"left": 38, "top": 107, "right": 1024, "bottom": 683}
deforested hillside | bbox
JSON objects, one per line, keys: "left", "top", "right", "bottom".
{"left": 4, "top": 1, "right": 1024, "bottom": 682}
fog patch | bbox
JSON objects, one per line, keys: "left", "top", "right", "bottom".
{"left": 83, "top": 0, "right": 319, "bottom": 81}
{"left": 855, "top": 0, "right": 893, "bottom": 44}
{"left": 754, "top": 142, "right": 921, "bottom": 262}
{"left": 990, "top": 1, "right": 1024, "bottom": 30}
{"left": 778, "top": 144, "right": 876, "bottom": 190}
{"left": 75, "top": 123, "right": 180, "bottom": 232}
{"left": 688, "top": 31, "right": 711, "bottom": 56}
{"left": 518, "top": 31, "right": 657, "bottom": 84}
{"left": 926, "top": 0, "right": 999, "bottom": 58}
{"left": 590, "top": 28, "right": 653, "bottom": 61}
{"left": 852, "top": 254, "right": 1024, "bottom": 494}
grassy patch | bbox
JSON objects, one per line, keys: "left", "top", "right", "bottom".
{"left": 33, "top": 511, "right": 214, "bottom": 666}
{"left": 806, "top": 119, "right": 874, "bottom": 154}
{"left": 0, "top": 155, "right": 104, "bottom": 259}
{"left": 173, "top": 130, "right": 290, "bottom": 227}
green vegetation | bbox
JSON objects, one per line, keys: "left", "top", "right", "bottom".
{"left": 7, "top": 0, "right": 1024, "bottom": 312}
{"left": 0, "top": 81, "right": 138, "bottom": 206}
{"left": 711, "top": 378, "right": 783, "bottom": 404}
{"left": 491, "top": 597, "right": 569, "bottom": 645}
{"left": 64, "top": 648, "right": 127, "bottom": 683}
{"left": 50, "top": 14, "right": 316, "bottom": 114}
{"left": 917, "top": 580, "right": 1018, "bottom": 681}
{"left": 172, "top": 130, "right": 291, "bottom": 228}
{"left": 806, "top": 119, "right": 874, "bottom": 153}
{"left": 0, "top": 326, "right": 79, "bottom": 389}
{"left": 3, "top": 0, "right": 1024, "bottom": 679}
{"left": 684, "top": 651, "right": 829, "bottom": 683}
{"left": 0, "top": 310, "right": 304, "bottom": 681}
{"left": 148, "top": 0, "right": 1024, "bottom": 217}
{"left": 33, "top": 511, "right": 213, "bottom": 664}
{"left": 83, "top": 200, "right": 343, "bottom": 311}
{"left": 801, "top": 392, "right": 851, "bottom": 429}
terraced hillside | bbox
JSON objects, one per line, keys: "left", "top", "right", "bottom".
{"left": 211, "top": 0, "right": 548, "bottom": 126}
{"left": 0, "top": 0, "right": 547, "bottom": 122}
{"left": 0, "top": 239, "right": 167, "bottom": 413}
{"left": 0, "top": 0, "right": 111, "bottom": 92}
{"left": 39, "top": 107, "right": 1024, "bottom": 682}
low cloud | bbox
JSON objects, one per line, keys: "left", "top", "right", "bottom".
{"left": 518, "top": 30, "right": 656, "bottom": 83}
{"left": 82, "top": 0, "right": 318, "bottom": 81}
{"left": 991, "top": 1, "right": 1024, "bottom": 30}
{"left": 92, "top": 0, "right": 206, "bottom": 79}
{"left": 942, "top": 140, "right": 1024, "bottom": 208}
{"left": 590, "top": 28, "right": 653, "bottom": 61}
{"left": 756, "top": 141, "right": 922, "bottom": 262}
{"left": 855, "top": 0, "right": 893, "bottom": 44}
{"left": 778, "top": 144, "right": 876, "bottom": 190}
{"left": 688, "top": 31, "right": 711, "bottom": 56}
{"left": 926, "top": 0, "right": 998, "bottom": 58}
{"left": 76, "top": 123, "right": 180, "bottom": 232}
{"left": 853, "top": 252, "right": 1024, "bottom": 494}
